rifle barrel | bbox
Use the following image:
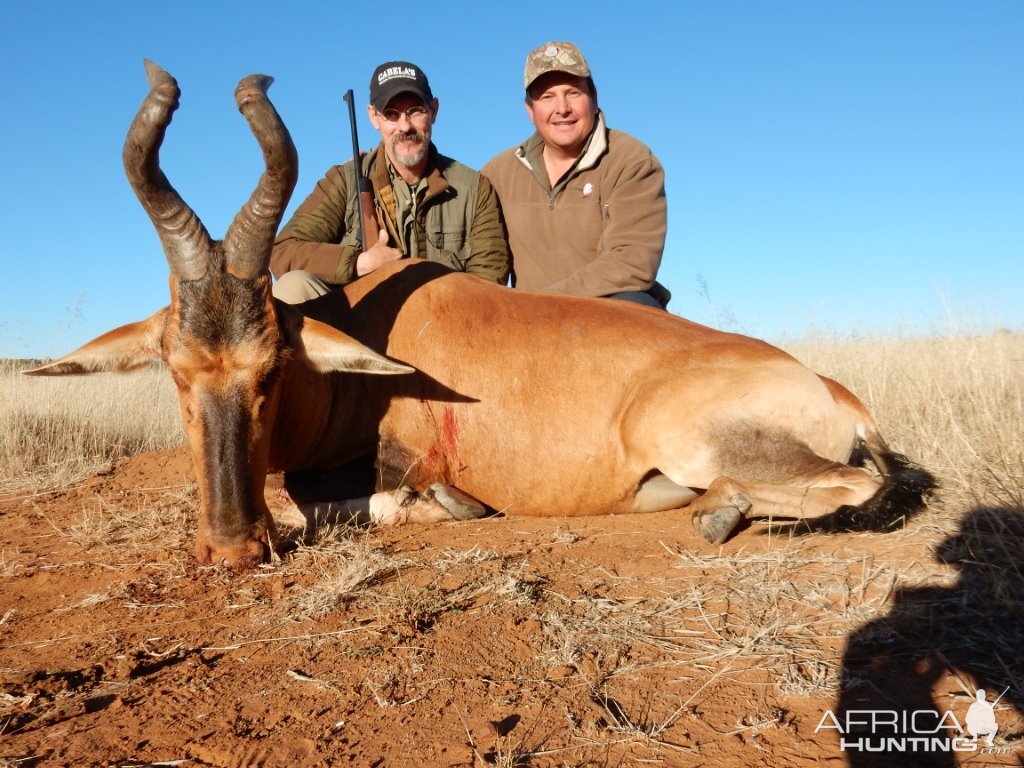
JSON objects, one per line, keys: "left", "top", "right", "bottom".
{"left": 342, "top": 89, "right": 375, "bottom": 250}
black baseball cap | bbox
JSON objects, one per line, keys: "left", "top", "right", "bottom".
{"left": 369, "top": 61, "right": 433, "bottom": 110}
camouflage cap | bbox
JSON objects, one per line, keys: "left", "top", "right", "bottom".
{"left": 523, "top": 41, "right": 591, "bottom": 91}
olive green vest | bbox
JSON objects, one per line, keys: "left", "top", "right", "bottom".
{"left": 336, "top": 145, "right": 480, "bottom": 273}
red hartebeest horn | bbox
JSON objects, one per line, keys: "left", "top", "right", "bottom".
{"left": 123, "top": 60, "right": 212, "bottom": 281}
{"left": 224, "top": 74, "right": 298, "bottom": 280}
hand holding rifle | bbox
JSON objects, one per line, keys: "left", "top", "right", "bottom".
{"left": 343, "top": 89, "right": 401, "bottom": 277}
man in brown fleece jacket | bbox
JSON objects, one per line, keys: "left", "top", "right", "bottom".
{"left": 271, "top": 61, "right": 509, "bottom": 303}
{"left": 483, "top": 41, "right": 670, "bottom": 309}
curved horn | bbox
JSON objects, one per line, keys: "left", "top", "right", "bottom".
{"left": 122, "top": 60, "right": 212, "bottom": 281}
{"left": 223, "top": 74, "right": 299, "bottom": 280}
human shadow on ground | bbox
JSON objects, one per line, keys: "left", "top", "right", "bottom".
{"left": 825, "top": 506, "right": 1024, "bottom": 767}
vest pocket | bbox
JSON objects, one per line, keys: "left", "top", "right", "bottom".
{"left": 427, "top": 230, "right": 468, "bottom": 269}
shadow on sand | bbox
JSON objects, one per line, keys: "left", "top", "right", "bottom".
{"left": 827, "top": 506, "right": 1024, "bottom": 767}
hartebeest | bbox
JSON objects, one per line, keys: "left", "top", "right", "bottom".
{"left": 27, "top": 63, "right": 935, "bottom": 567}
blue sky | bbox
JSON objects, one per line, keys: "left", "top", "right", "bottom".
{"left": 1, "top": 1, "right": 1021, "bottom": 358}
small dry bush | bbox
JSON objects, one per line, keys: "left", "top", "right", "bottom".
{"left": 0, "top": 360, "right": 183, "bottom": 492}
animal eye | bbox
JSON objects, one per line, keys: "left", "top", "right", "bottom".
{"left": 258, "top": 371, "right": 279, "bottom": 396}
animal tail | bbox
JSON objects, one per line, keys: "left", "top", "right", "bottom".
{"left": 814, "top": 448, "right": 937, "bottom": 532}
{"left": 811, "top": 375, "right": 938, "bottom": 532}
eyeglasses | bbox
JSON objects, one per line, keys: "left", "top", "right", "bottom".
{"left": 376, "top": 105, "right": 431, "bottom": 123}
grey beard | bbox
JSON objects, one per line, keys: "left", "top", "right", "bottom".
{"left": 392, "top": 132, "right": 427, "bottom": 166}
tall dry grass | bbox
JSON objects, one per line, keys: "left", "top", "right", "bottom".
{"left": 0, "top": 360, "right": 183, "bottom": 493}
{"left": 777, "top": 329, "right": 1024, "bottom": 514}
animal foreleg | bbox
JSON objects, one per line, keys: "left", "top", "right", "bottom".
{"left": 319, "top": 485, "right": 488, "bottom": 525}
{"left": 268, "top": 489, "right": 416, "bottom": 527}
{"left": 419, "top": 484, "right": 488, "bottom": 521}
{"left": 394, "top": 484, "right": 488, "bottom": 524}
{"left": 266, "top": 482, "right": 486, "bottom": 530}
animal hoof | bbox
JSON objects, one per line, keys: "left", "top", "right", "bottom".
{"left": 426, "top": 484, "right": 487, "bottom": 521}
{"left": 693, "top": 506, "right": 743, "bottom": 545}
{"left": 727, "top": 493, "right": 752, "bottom": 516}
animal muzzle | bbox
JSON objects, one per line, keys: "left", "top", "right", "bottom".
{"left": 192, "top": 390, "right": 276, "bottom": 567}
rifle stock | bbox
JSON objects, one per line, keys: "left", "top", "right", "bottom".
{"left": 342, "top": 90, "right": 378, "bottom": 250}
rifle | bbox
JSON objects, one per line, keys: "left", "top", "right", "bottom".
{"left": 342, "top": 89, "right": 378, "bottom": 250}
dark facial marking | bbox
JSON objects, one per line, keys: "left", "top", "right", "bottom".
{"left": 199, "top": 382, "right": 259, "bottom": 537}
{"left": 176, "top": 265, "right": 271, "bottom": 349}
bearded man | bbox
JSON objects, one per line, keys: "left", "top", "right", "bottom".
{"left": 271, "top": 61, "right": 509, "bottom": 301}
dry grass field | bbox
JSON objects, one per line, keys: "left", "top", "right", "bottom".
{"left": 1, "top": 330, "right": 1022, "bottom": 767}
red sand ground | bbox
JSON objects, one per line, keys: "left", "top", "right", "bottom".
{"left": 2, "top": 447, "right": 1021, "bottom": 767}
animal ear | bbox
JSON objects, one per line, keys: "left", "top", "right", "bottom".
{"left": 23, "top": 309, "right": 168, "bottom": 376}
{"left": 291, "top": 314, "right": 413, "bottom": 376}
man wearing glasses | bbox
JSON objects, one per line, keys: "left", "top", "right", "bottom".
{"left": 272, "top": 61, "right": 510, "bottom": 300}
{"left": 483, "top": 42, "right": 670, "bottom": 309}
